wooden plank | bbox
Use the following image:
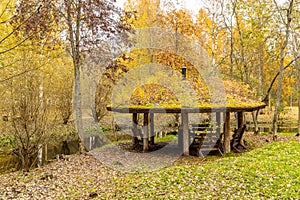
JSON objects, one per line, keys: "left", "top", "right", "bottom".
{"left": 132, "top": 113, "right": 138, "bottom": 145}
{"left": 182, "top": 113, "right": 189, "bottom": 155}
{"left": 224, "top": 112, "right": 231, "bottom": 153}
{"left": 143, "top": 113, "right": 149, "bottom": 152}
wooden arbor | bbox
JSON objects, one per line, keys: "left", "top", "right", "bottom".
{"left": 107, "top": 104, "right": 265, "bottom": 155}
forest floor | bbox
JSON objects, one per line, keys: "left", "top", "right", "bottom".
{"left": 0, "top": 133, "right": 299, "bottom": 200}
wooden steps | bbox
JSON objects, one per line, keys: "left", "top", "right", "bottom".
{"left": 189, "top": 124, "right": 223, "bottom": 157}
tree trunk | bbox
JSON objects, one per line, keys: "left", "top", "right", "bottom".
{"left": 44, "top": 144, "right": 48, "bottom": 164}
{"left": 74, "top": 64, "right": 85, "bottom": 152}
{"left": 38, "top": 84, "right": 43, "bottom": 167}
{"left": 229, "top": 21, "right": 234, "bottom": 78}
{"left": 38, "top": 144, "right": 42, "bottom": 167}
{"left": 272, "top": 0, "right": 294, "bottom": 140}
{"left": 234, "top": 7, "right": 249, "bottom": 84}
{"left": 211, "top": 0, "right": 216, "bottom": 74}
{"left": 67, "top": 0, "right": 85, "bottom": 152}
{"left": 297, "top": 59, "right": 300, "bottom": 135}
{"left": 272, "top": 57, "right": 284, "bottom": 139}
{"left": 268, "top": 93, "right": 271, "bottom": 113}
{"left": 22, "top": 152, "right": 30, "bottom": 172}
{"left": 258, "top": 45, "right": 264, "bottom": 99}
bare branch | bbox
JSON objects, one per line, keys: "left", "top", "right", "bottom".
{"left": 263, "top": 56, "right": 299, "bottom": 103}
{"left": 0, "top": 0, "right": 12, "bottom": 23}
{"left": 0, "top": 57, "right": 55, "bottom": 83}
{"left": 0, "top": 3, "right": 41, "bottom": 50}
{"left": 0, "top": 35, "right": 30, "bottom": 55}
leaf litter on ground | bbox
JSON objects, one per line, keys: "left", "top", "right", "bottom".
{"left": 0, "top": 134, "right": 299, "bottom": 199}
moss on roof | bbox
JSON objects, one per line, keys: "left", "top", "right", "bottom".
{"left": 126, "top": 78, "right": 264, "bottom": 109}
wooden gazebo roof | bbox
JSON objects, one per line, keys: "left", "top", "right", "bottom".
{"left": 108, "top": 78, "right": 266, "bottom": 114}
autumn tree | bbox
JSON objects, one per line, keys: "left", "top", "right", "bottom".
{"left": 0, "top": 0, "right": 51, "bottom": 82}
{"left": 272, "top": 0, "right": 295, "bottom": 139}
{"left": 15, "top": 0, "right": 129, "bottom": 151}
{"left": 291, "top": 4, "right": 300, "bottom": 135}
{"left": 1, "top": 42, "right": 70, "bottom": 171}
{"left": 123, "top": 0, "right": 161, "bottom": 67}
{"left": 8, "top": 59, "right": 50, "bottom": 172}
{"left": 225, "top": 0, "right": 275, "bottom": 96}
{"left": 196, "top": 0, "right": 227, "bottom": 74}
{"left": 49, "top": 52, "right": 74, "bottom": 124}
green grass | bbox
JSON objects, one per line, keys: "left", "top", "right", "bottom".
{"left": 277, "top": 132, "right": 298, "bottom": 136}
{"left": 155, "top": 135, "right": 176, "bottom": 143}
{"left": 260, "top": 132, "right": 297, "bottom": 137}
{"left": 102, "top": 141, "right": 300, "bottom": 199}
{"left": 106, "top": 134, "right": 176, "bottom": 145}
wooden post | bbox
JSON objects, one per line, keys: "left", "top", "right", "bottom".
{"left": 237, "top": 112, "right": 244, "bottom": 129}
{"left": 216, "top": 112, "right": 221, "bottom": 137}
{"left": 252, "top": 110, "right": 259, "bottom": 134}
{"left": 132, "top": 113, "right": 138, "bottom": 145}
{"left": 150, "top": 113, "right": 155, "bottom": 145}
{"left": 237, "top": 111, "right": 245, "bottom": 146}
{"left": 182, "top": 112, "right": 189, "bottom": 155}
{"left": 143, "top": 113, "right": 149, "bottom": 152}
{"left": 224, "top": 112, "right": 231, "bottom": 153}
{"left": 178, "top": 127, "right": 183, "bottom": 149}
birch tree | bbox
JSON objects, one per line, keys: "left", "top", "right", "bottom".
{"left": 290, "top": 1, "right": 300, "bottom": 135}
{"left": 272, "top": 0, "right": 294, "bottom": 139}
{"left": 197, "top": 0, "right": 226, "bottom": 73}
